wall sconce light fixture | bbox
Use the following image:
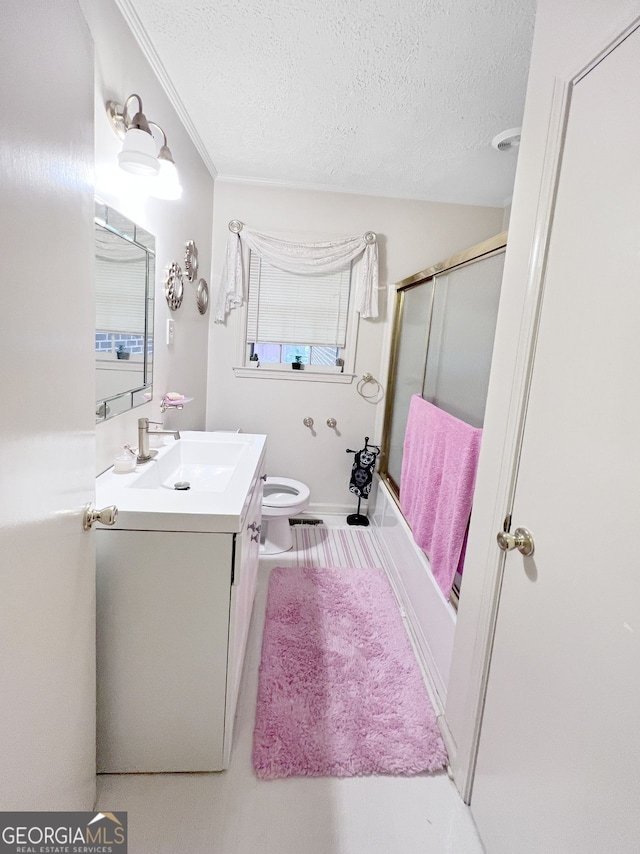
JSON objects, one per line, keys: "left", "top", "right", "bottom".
{"left": 106, "top": 94, "right": 183, "bottom": 200}
{"left": 148, "top": 122, "right": 182, "bottom": 200}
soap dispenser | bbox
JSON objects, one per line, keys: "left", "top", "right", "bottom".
{"left": 113, "top": 445, "right": 137, "bottom": 474}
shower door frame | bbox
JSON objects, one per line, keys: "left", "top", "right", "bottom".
{"left": 380, "top": 230, "right": 508, "bottom": 500}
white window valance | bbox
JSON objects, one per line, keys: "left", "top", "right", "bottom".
{"left": 214, "top": 222, "right": 379, "bottom": 323}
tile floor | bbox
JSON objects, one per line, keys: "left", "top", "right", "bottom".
{"left": 96, "top": 519, "right": 485, "bottom": 853}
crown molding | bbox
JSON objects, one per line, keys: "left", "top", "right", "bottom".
{"left": 114, "top": 0, "right": 218, "bottom": 180}
{"left": 215, "top": 174, "right": 504, "bottom": 208}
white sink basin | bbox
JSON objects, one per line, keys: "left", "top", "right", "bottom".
{"left": 132, "top": 439, "right": 248, "bottom": 493}
{"left": 96, "top": 431, "right": 267, "bottom": 533}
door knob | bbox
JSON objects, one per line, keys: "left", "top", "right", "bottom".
{"left": 83, "top": 504, "right": 118, "bottom": 530}
{"left": 497, "top": 527, "right": 535, "bottom": 557}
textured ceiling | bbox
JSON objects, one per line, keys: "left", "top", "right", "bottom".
{"left": 120, "top": 0, "right": 536, "bottom": 206}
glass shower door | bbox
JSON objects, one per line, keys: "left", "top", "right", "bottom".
{"left": 385, "top": 281, "right": 434, "bottom": 489}
{"left": 423, "top": 252, "right": 505, "bottom": 428}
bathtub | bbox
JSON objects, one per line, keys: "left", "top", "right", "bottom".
{"left": 369, "top": 474, "right": 457, "bottom": 710}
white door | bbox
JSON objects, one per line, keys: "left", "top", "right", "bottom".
{"left": 0, "top": 1, "right": 96, "bottom": 809}
{"left": 471, "top": 25, "right": 640, "bottom": 854}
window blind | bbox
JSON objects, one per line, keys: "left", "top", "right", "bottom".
{"left": 95, "top": 230, "right": 148, "bottom": 334}
{"left": 246, "top": 253, "right": 352, "bottom": 346}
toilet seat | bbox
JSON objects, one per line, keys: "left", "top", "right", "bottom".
{"left": 262, "top": 477, "right": 310, "bottom": 512}
{"left": 260, "top": 477, "right": 311, "bottom": 554}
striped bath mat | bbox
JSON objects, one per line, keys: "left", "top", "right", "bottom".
{"left": 291, "top": 525, "right": 386, "bottom": 569}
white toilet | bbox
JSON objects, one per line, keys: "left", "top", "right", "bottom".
{"left": 260, "top": 477, "right": 311, "bottom": 554}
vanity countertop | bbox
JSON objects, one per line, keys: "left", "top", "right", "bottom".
{"left": 95, "top": 430, "right": 267, "bottom": 534}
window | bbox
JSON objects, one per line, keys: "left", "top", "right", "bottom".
{"left": 244, "top": 252, "right": 353, "bottom": 373}
{"left": 251, "top": 343, "right": 340, "bottom": 366}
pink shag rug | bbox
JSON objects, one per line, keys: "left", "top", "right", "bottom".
{"left": 253, "top": 566, "right": 448, "bottom": 780}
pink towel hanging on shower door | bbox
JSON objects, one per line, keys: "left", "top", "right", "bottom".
{"left": 400, "top": 395, "right": 483, "bottom": 600}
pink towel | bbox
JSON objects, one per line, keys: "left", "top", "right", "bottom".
{"left": 400, "top": 395, "right": 482, "bottom": 600}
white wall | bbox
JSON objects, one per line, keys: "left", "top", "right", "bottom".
{"left": 445, "top": 0, "right": 640, "bottom": 790}
{"left": 80, "top": 0, "right": 215, "bottom": 474}
{"left": 207, "top": 179, "right": 503, "bottom": 511}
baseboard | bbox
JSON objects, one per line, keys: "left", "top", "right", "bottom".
{"left": 437, "top": 713, "right": 460, "bottom": 790}
{"left": 305, "top": 502, "right": 363, "bottom": 517}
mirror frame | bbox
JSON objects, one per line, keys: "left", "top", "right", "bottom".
{"left": 95, "top": 199, "right": 155, "bottom": 422}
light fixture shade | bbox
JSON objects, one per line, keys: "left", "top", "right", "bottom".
{"left": 150, "top": 157, "right": 183, "bottom": 200}
{"left": 118, "top": 127, "right": 160, "bottom": 176}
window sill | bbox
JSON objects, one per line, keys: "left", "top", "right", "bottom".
{"left": 233, "top": 366, "right": 355, "bottom": 384}
{"left": 96, "top": 357, "right": 144, "bottom": 366}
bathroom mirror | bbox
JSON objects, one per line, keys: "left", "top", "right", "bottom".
{"left": 95, "top": 200, "right": 155, "bottom": 422}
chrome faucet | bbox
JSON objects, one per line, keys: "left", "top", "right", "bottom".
{"left": 137, "top": 417, "right": 181, "bottom": 464}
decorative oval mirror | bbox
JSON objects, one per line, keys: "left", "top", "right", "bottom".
{"left": 196, "top": 277, "right": 209, "bottom": 315}
{"left": 184, "top": 240, "right": 198, "bottom": 282}
{"left": 164, "top": 262, "right": 184, "bottom": 310}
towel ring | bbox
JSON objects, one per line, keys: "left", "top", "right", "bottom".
{"left": 357, "top": 373, "right": 383, "bottom": 402}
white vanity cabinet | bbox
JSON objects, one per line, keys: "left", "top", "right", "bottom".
{"left": 95, "top": 436, "right": 265, "bottom": 773}
{"left": 224, "top": 472, "right": 263, "bottom": 765}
